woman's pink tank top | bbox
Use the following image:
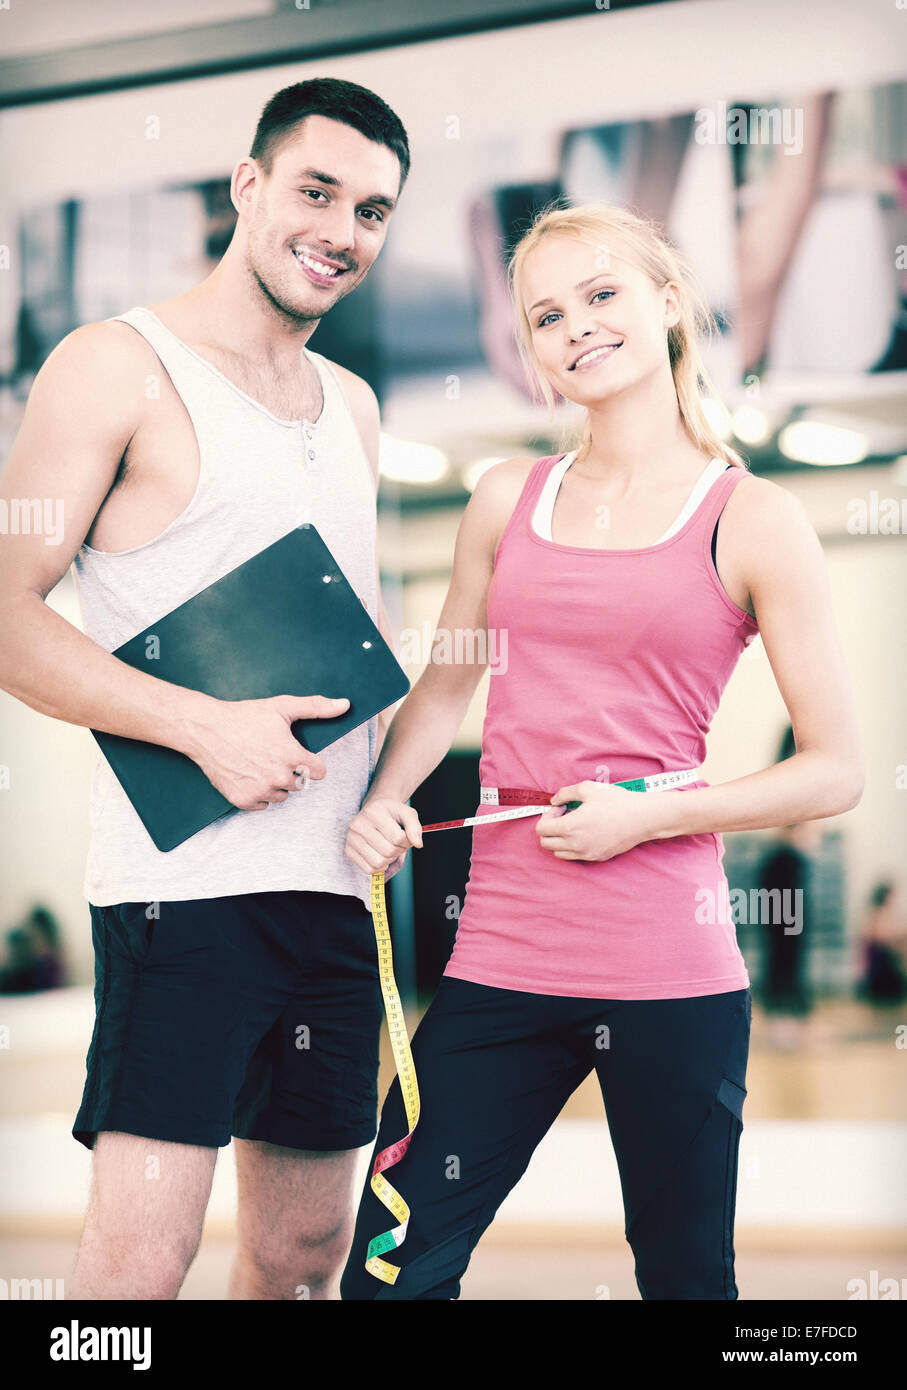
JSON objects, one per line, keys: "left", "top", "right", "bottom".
{"left": 443, "top": 454, "right": 760, "bottom": 1000}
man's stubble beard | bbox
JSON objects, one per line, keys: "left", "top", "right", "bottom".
{"left": 246, "top": 235, "right": 361, "bottom": 329}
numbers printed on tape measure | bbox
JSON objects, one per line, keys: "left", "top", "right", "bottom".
{"left": 366, "top": 871, "right": 420, "bottom": 1284}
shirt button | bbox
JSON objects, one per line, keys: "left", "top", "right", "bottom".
{"left": 307, "top": 449, "right": 316, "bottom": 461}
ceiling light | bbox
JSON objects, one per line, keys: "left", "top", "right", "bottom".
{"left": 778, "top": 421, "right": 868, "bottom": 466}
{"left": 731, "top": 405, "right": 770, "bottom": 445}
{"left": 379, "top": 434, "right": 448, "bottom": 484}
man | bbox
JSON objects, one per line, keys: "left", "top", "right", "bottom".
{"left": 0, "top": 77, "right": 410, "bottom": 1299}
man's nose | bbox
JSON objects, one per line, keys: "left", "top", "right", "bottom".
{"left": 314, "top": 204, "right": 358, "bottom": 256}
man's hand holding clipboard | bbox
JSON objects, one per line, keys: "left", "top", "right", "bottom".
{"left": 185, "top": 691, "right": 351, "bottom": 812}
{"left": 91, "top": 524, "right": 410, "bottom": 852}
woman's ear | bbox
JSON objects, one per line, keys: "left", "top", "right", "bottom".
{"left": 663, "top": 280, "right": 683, "bottom": 330}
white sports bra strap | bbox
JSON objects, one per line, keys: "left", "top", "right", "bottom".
{"left": 531, "top": 452, "right": 729, "bottom": 544}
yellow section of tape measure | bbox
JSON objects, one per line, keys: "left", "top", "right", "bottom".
{"left": 366, "top": 871, "right": 421, "bottom": 1284}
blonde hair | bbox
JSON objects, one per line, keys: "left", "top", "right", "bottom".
{"left": 508, "top": 202, "right": 747, "bottom": 470}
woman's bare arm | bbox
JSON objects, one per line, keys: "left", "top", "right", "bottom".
{"left": 345, "top": 458, "right": 532, "bottom": 872}
{"left": 539, "top": 475, "right": 865, "bottom": 861}
{"left": 650, "top": 476, "right": 865, "bottom": 839}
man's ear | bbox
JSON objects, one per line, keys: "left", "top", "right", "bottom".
{"left": 231, "top": 157, "right": 260, "bottom": 218}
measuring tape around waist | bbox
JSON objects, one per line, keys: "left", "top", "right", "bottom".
{"left": 420, "top": 767, "right": 702, "bottom": 832}
{"left": 365, "top": 765, "right": 700, "bottom": 1284}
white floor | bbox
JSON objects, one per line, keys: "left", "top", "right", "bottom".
{"left": 1, "top": 1111, "right": 905, "bottom": 1235}
{"left": 1, "top": 986, "right": 906, "bottom": 1234}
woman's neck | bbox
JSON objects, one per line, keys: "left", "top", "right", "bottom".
{"left": 578, "top": 370, "right": 704, "bottom": 487}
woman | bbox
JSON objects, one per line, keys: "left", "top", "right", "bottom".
{"left": 339, "top": 203, "right": 864, "bottom": 1300}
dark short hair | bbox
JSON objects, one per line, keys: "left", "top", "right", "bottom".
{"left": 250, "top": 77, "right": 410, "bottom": 190}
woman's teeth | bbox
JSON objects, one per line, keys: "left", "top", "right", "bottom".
{"left": 572, "top": 343, "right": 623, "bottom": 369}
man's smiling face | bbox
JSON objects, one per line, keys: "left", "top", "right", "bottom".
{"left": 239, "top": 113, "right": 401, "bottom": 322}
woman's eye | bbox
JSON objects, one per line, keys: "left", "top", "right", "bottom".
{"left": 537, "top": 289, "right": 614, "bottom": 328}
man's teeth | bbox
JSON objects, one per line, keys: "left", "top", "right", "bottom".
{"left": 574, "top": 344, "right": 622, "bottom": 368}
{"left": 294, "top": 250, "right": 342, "bottom": 278}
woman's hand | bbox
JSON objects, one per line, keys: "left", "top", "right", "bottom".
{"left": 346, "top": 797, "right": 424, "bottom": 877}
{"left": 535, "top": 781, "right": 661, "bottom": 862}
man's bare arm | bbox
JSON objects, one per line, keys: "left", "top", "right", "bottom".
{"left": 0, "top": 323, "right": 216, "bottom": 746}
{"left": 0, "top": 323, "right": 347, "bottom": 810}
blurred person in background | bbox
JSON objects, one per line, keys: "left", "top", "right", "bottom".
{"left": 756, "top": 724, "right": 821, "bottom": 1051}
{"left": 0, "top": 904, "right": 65, "bottom": 994}
{"left": 341, "top": 202, "right": 864, "bottom": 1301}
{"left": 857, "top": 879, "right": 907, "bottom": 1005}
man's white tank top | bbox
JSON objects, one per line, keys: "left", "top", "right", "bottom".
{"left": 72, "top": 306, "right": 380, "bottom": 909}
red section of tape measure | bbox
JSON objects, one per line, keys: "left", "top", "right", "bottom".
{"left": 421, "top": 787, "right": 556, "bottom": 832}
{"left": 491, "top": 787, "right": 557, "bottom": 805}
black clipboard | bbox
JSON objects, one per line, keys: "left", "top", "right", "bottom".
{"left": 90, "top": 523, "right": 409, "bottom": 853}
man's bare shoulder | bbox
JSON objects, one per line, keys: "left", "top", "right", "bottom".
{"left": 49, "top": 318, "right": 155, "bottom": 366}
{"left": 323, "top": 357, "right": 379, "bottom": 415}
{"left": 314, "top": 356, "right": 380, "bottom": 478}
{"left": 22, "top": 321, "right": 151, "bottom": 442}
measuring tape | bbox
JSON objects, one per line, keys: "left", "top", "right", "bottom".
{"left": 419, "top": 768, "right": 701, "bottom": 832}
{"left": 365, "top": 766, "right": 700, "bottom": 1283}
{"left": 364, "top": 869, "right": 421, "bottom": 1284}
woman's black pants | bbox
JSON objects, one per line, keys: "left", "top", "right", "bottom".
{"left": 341, "top": 978, "right": 751, "bottom": 1300}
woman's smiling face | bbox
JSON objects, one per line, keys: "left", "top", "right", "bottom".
{"left": 521, "top": 235, "right": 680, "bottom": 404}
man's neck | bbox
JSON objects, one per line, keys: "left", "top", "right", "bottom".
{"left": 151, "top": 261, "right": 322, "bottom": 371}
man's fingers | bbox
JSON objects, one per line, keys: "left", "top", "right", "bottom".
{"left": 278, "top": 694, "right": 350, "bottom": 722}
{"left": 289, "top": 752, "right": 326, "bottom": 781}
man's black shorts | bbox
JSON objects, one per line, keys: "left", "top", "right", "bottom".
{"left": 73, "top": 889, "right": 383, "bottom": 1152}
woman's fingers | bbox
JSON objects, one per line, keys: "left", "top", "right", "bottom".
{"left": 346, "top": 799, "right": 423, "bottom": 873}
